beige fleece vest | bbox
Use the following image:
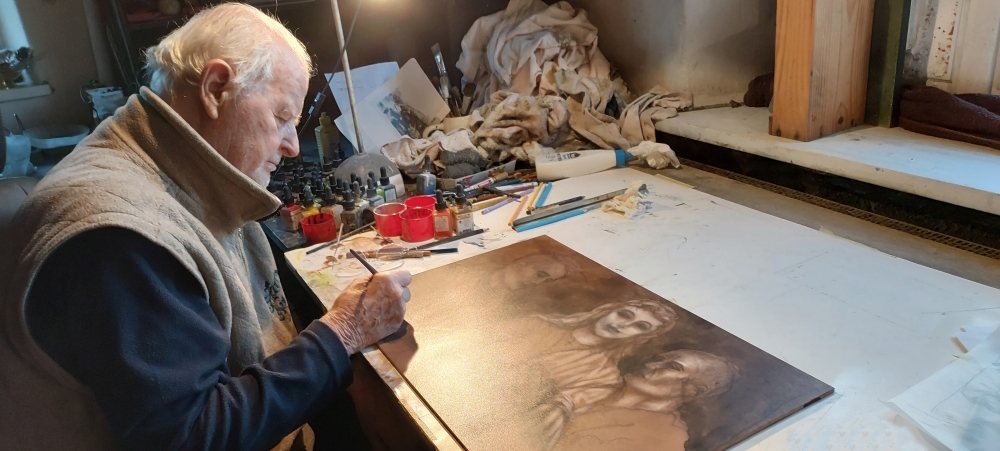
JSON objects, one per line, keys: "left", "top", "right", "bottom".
{"left": 0, "top": 88, "right": 297, "bottom": 450}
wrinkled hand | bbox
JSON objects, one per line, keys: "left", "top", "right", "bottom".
{"left": 320, "top": 270, "right": 412, "bottom": 354}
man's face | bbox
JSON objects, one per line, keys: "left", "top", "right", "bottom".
{"left": 492, "top": 254, "right": 569, "bottom": 291}
{"left": 219, "top": 47, "right": 308, "bottom": 186}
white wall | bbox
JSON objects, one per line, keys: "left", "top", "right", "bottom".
{"left": 1, "top": 0, "right": 103, "bottom": 132}
{"left": 567, "top": 0, "right": 777, "bottom": 105}
{"left": 904, "top": 0, "right": 1000, "bottom": 94}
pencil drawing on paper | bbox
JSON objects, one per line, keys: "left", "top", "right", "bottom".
{"left": 376, "top": 88, "right": 432, "bottom": 140}
{"left": 931, "top": 365, "right": 1000, "bottom": 450}
{"left": 379, "top": 236, "right": 833, "bottom": 451}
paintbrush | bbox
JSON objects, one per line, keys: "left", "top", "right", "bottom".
{"left": 350, "top": 249, "right": 378, "bottom": 274}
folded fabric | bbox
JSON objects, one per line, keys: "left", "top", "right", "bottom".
{"left": 619, "top": 87, "right": 693, "bottom": 147}
{"left": 743, "top": 73, "right": 774, "bottom": 108}
{"left": 456, "top": 0, "right": 611, "bottom": 109}
{"left": 473, "top": 91, "right": 570, "bottom": 161}
{"left": 379, "top": 129, "right": 488, "bottom": 174}
{"left": 899, "top": 86, "right": 1000, "bottom": 151}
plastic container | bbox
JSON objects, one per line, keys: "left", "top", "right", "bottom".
{"left": 374, "top": 203, "right": 406, "bottom": 237}
{"left": 399, "top": 207, "right": 433, "bottom": 242}
{"left": 404, "top": 195, "right": 436, "bottom": 211}
{"left": 301, "top": 213, "right": 338, "bottom": 244}
{"left": 1, "top": 135, "right": 34, "bottom": 178}
{"left": 535, "top": 149, "right": 631, "bottom": 182}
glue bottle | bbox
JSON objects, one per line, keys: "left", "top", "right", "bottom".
{"left": 433, "top": 189, "right": 453, "bottom": 239}
{"left": 535, "top": 149, "right": 634, "bottom": 182}
{"left": 415, "top": 155, "right": 437, "bottom": 195}
{"left": 450, "top": 184, "right": 475, "bottom": 234}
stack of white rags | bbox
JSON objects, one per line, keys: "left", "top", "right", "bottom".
{"left": 450, "top": 0, "right": 692, "bottom": 169}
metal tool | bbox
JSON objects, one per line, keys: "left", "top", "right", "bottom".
{"left": 511, "top": 186, "right": 640, "bottom": 228}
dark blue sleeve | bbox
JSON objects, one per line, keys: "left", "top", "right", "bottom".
{"left": 25, "top": 227, "right": 353, "bottom": 451}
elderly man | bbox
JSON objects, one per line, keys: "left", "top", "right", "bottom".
{"left": 0, "top": 4, "right": 409, "bottom": 450}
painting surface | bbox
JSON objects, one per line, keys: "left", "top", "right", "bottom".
{"left": 379, "top": 236, "right": 833, "bottom": 450}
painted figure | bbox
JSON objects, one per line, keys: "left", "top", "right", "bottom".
{"left": 489, "top": 253, "right": 580, "bottom": 291}
{"left": 553, "top": 349, "right": 741, "bottom": 451}
{"left": 525, "top": 300, "right": 679, "bottom": 449}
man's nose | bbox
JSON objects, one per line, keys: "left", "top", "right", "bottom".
{"left": 281, "top": 133, "right": 300, "bottom": 158}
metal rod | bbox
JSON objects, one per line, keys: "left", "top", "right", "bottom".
{"left": 330, "top": 0, "right": 365, "bottom": 154}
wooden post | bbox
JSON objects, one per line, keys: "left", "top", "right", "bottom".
{"left": 771, "top": 0, "right": 877, "bottom": 141}
{"left": 865, "top": 0, "right": 911, "bottom": 128}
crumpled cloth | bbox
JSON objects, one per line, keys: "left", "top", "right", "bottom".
{"left": 457, "top": 0, "right": 612, "bottom": 109}
{"left": 379, "top": 129, "right": 489, "bottom": 174}
{"left": 618, "top": 87, "right": 693, "bottom": 146}
{"left": 555, "top": 69, "right": 631, "bottom": 150}
{"left": 472, "top": 91, "right": 570, "bottom": 161}
{"left": 602, "top": 181, "right": 651, "bottom": 220}
{"left": 899, "top": 86, "right": 1000, "bottom": 151}
{"left": 628, "top": 141, "right": 680, "bottom": 170}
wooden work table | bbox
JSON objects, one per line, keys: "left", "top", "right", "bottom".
{"left": 284, "top": 167, "right": 1000, "bottom": 450}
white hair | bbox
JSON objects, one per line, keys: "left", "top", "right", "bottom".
{"left": 144, "top": 3, "right": 313, "bottom": 99}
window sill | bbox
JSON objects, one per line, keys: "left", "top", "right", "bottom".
{"left": 0, "top": 83, "right": 52, "bottom": 103}
{"left": 656, "top": 107, "right": 1000, "bottom": 217}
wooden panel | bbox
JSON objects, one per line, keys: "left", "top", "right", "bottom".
{"left": 950, "top": 0, "right": 1000, "bottom": 94}
{"left": 994, "top": 44, "right": 1000, "bottom": 94}
{"left": 772, "top": 0, "right": 876, "bottom": 141}
{"left": 865, "top": 0, "right": 912, "bottom": 127}
{"left": 771, "top": 0, "right": 816, "bottom": 141}
{"left": 926, "top": 0, "right": 961, "bottom": 81}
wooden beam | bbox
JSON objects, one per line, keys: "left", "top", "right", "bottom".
{"left": 772, "top": 0, "right": 877, "bottom": 141}
{"left": 865, "top": 0, "right": 911, "bottom": 128}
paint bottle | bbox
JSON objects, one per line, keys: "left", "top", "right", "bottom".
{"left": 433, "top": 189, "right": 453, "bottom": 239}
{"left": 368, "top": 171, "right": 384, "bottom": 200}
{"left": 280, "top": 186, "right": 303, "bottom": 232}
{"left": 315, "top": 112, "right": 336, "bottom": 167}
{"left": 321, "top": 186, "right": 344, "bottom": 231}
{"left": 380, "top": 166, "right": 397, "bottom": 202}
{"left": 352, "top": 181, "right": 369, "bottom": 212}
{"left": 300, "top": 186, "right": 320, "bottom": 218}
{"left": 340, "top": 191, "right": 362, "bottom": 233}
{"left": 366, "top": 177, "right": 385, "bottom": 208}
{"left": 414, "top": 155, "right": 437, "bottom": 196}
{"left": 450, "top": 184, "right": 475, "bottom": 234}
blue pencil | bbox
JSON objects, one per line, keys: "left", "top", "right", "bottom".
{"left": 481, "top": 196, "right": 517, "bottom": 214}
{"left": 534, "top": 183, "right": 553, "bottom": 208}
{"left": 514, "top": 208, "right": 586, "bottom": 233}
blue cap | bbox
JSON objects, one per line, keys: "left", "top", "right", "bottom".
{"left": 615, "top": 149, "right": 630, "bottom": 167}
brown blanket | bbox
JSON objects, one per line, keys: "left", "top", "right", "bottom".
{"left": 899, "top": 86, "right": 1000, "bottom": 151}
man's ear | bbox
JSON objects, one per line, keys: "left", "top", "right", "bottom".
{"left": 199, "top": 59, "right": 236, "bottom": 120}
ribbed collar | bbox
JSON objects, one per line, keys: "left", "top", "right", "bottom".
{"left": 113, "top": 87, "right": 280, "bottom": 233}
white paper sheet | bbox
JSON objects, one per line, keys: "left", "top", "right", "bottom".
{"left": 888, "top": 328, "right": 1000, "bottom": 451}
{"left": 956, "top": 325, "right": 997, "bottom": 353}
{"left": 328, "top": 59, "right": 449, "bottom": 154}
{"left": 326, "top": 62, "right": 399, "bottom": 152}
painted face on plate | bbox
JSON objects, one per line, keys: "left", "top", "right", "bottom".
{"left": 492, "top": 254, "right": 570, "bottom": 290}
{"left": 624, "top": 350, "right": 738, "bottom": 401}
{"left": 593, "top": 306, "right": 665, "bottom": 339}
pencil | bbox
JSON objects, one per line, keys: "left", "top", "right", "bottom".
{"left": 534, "top": 183, "right": 553, "bottom": 209}
{"left": 508, "top": 187, "right": 533, "bottom": 227}
{"left": 350, "top": 249, "right": 378, "bottom": 274}
{"left": 527, "top": 184, "right": 543, "bottom": 211}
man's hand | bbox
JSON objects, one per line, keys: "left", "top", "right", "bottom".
{"left": 320, "top": 270, "right": 412, "bottom": 354}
